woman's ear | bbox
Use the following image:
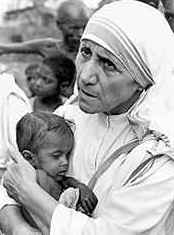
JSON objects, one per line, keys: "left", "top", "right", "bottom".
{"left": 22, "top": 150, "right": 38, "bottom": 168}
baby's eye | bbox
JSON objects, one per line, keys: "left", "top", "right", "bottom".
{"left": 80, "top": 46, "right": 92, "bottom": 59}
{"left": 52, "top": 153, "right": 61, "bottom": 159}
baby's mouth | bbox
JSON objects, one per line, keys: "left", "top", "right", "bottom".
{"left": 57, "top": 170, "right": 67, "bottom": 176}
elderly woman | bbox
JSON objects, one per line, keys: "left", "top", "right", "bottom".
{"left": 1, "top": 1, "right": 174, "bottom": 235}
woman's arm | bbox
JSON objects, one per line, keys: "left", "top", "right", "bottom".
{"left": 3, "top": 156, "right": 58, "bottom": 233}
{"left": 4, "top": 147, "right": 174, "bottom": 235}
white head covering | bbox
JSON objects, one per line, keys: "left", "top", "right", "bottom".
{"left": 81, "top": 0, "right": 174, "bottom": 148}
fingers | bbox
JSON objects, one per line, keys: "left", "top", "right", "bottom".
{"left": 81, "top": 199, "right": 93, "bottom": 214}
{"left": 79, "top": 194, "right": 98, "bottom": 215}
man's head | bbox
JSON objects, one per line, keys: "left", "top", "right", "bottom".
{"left": 56, "top": 0, "right": 89, "bottom": 53}
{"left": 16, "top": 112, "right": 74, "bottom": 181}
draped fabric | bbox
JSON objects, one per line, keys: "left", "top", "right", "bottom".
{"left": 50, "top": 1, "right": 174, "bottom": 234}
{"left": 81, "top": 0, "right": 174, "bottom": 151}
{"left": 0, "top": 72, "right": 31, "bottom": 168}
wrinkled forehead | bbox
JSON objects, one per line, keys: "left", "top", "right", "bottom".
{"left": 81, "top": 1, "right": 155, "bottom": 88}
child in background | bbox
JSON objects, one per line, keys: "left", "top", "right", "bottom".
{"left": 25, "top": 63, "right": 40, "bottom": 98}
{"left": 16, "top": 111, "right": 98, "bottom": 227}
{"left": 25, "top": 54, "right": 76, "bottom": 112}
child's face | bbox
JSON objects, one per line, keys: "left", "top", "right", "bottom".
{"left": 36, "top": 130, "right": 72, "bottom": 181}
{"left": 29, "top": 64, "right": 59, "bottom": 98}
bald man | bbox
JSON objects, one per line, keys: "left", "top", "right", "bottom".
{"left": 0, "top": 0, "right": 89, "bottom": 61}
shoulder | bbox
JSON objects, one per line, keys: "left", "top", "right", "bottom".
{"left": 123, "top": 138, "right": 174, "bottom": 186}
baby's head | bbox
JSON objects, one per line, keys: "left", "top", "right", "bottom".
{"left": 16, "top": 112, "right": 74, "bottom": 181}
{"left": 27, "top": 54, "right": 76, "bottom": 99}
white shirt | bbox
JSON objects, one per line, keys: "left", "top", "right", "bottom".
{"left": 51, "top": 103, "right": 174, "bottom": 235}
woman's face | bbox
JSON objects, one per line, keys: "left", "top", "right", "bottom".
{"left": 28, "top": 64, "right": 59, "bottom": 98}
{"left": 76, "top": 40, "right": 140, "bottom": 115}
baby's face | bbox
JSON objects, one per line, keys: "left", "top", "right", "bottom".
{"left": 37, "top": 130, "right": 72, "bottom": 181}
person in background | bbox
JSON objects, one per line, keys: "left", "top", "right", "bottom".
{"left": 0, "top": 0, "right": 89, "bottom": 62}
{"left": 0, "top": 0, "right": 89, "bottom": 101}
{"left": 162, "top": 0, "right": 174, "bottom": 32}
{"left": 2, "top": 1, "right": 174, "bottom": 235}
{"left": 27, "top": 54, "right": 76, "bottom": 112}
{"left": 25, "top": 63, "right": 40, "bottom": 98}
{"left": 97, "top": 0, "right": 159, "bottom": 9}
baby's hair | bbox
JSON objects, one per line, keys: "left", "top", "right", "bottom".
{"left": 43, "top": 54, "right": 76, "bottom": 87}
{"left": 16, "top": 111, "right": 74, "bottom": 155}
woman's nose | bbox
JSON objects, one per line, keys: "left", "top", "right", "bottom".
{"left": 80, "top": 60, "right": 98, "bottom": 85}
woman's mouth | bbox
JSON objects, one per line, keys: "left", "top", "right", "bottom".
{"left": 80, "top": 89, "right": 97, "bottom": 98}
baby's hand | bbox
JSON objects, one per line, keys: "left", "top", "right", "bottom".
{"left": 77, "top": 184, "right": 98, "bottom": 216}
{"left": 59, "top": 187, "right": 80, "bottom": 209}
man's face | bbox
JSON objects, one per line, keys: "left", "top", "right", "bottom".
{"left": 37, "top": 131, "right": 73, "bottom": 181}
{"left": 76, "top": 40, "right": 140, "bottom": 115}
{"left": 57, "top": 9, "right": 88, "bottom": 52}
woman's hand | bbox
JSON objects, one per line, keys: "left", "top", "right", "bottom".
{"left": 3, "top": 148, "right": 37, "bottom": 204}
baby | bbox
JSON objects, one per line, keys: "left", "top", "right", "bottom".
{"left": 16, "top": 111, "right": 98, "bottom": 226}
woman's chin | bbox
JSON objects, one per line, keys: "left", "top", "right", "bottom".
{"left": 79, "top": 100, "right": 98, "bottom": 114}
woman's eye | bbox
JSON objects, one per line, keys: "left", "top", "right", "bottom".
{"left": 80, "top": 46, "right": 91, "bottom": 59}
{"left": 102, "top": 59, "right": 116, "bottom": 71}
{"left": 101, "top": 58, "right": 122, "bottom": 73}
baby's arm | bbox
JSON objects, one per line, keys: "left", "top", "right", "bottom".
{"left": 61, "top": 176, "right": 98, "bottom": 216}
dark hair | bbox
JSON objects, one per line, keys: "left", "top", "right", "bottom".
{"left": 42, "top": 54, "right": 76, "bottom": 88}
{"left": 16, "top": 111, "right": 74, "bottom": 154}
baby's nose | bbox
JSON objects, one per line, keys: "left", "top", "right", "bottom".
{"left": 59, "top": 155, "right": 68, "bottom": 166}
